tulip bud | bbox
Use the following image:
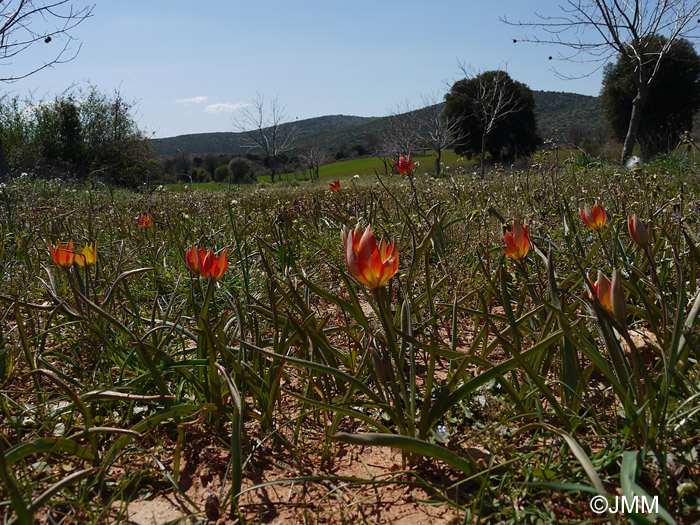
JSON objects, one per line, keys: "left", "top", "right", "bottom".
{"left": 590, "top": 270, "right": 612, "bottom": 312}
{"left": 372, "top": 349, "right": 389, "bottom": 391}
{"left": 500, "top": 220, "right": 531, "bottom": 260}
{"left": 628, "top": 212, "right": 649, "bottom": 248}
{"left": 611, "top": 269, "right": 627, "bottom": 325}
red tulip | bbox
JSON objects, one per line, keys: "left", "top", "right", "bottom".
{"left": 500, "top": 220, "right": 530, "bottom": 260}
{"left": 579, "top": 203, "right": 606, "bottom": 231}
{"left": 342, "top": 225, "right": 399, "bottom": 290}
{"left": 329, "top": 180, "right": 340, "bottom": 192}
{"left": 590, "top": 270, "right": 612, "bottom": 312}
{"left": 394, "top": 154, "right": 414, "bottom": 177}
{"left": 50, "top": 241, "right": 75, "bottom": 268}
{"left": 628, "top": 212, "right": 649, "bottom": 248}
{"left": 186, "top": 246, "right": 228, "bottom": 281}
{"left": 139, "top": 214, "right": 153, "bottom": 229}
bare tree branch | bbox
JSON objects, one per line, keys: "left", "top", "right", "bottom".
{"left": 233, "top": 94, "right": 295, "bottom": 184}
{"left": 416, "top": 91, "right": 462, "bottom": 175}
{"left": 381, "top": 101, "right": 420, "bottom": 162}
{"left": 502, "top": 1, "right": 700, "bottom": 161}
{"left": 0, "top": 1, "right": 94, "bottom": 178}
{"left": 299, "top": 141, "right": 328, "bottom": 181}
{"left": 0, "top": 0, "right": 94, "bottom": 82}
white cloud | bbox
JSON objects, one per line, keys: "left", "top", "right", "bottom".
{"left": 204, "top": 102, "right": 249, "bottom": 114}
{"left": 175, "top": 96, "right": 208, "bottom": 104}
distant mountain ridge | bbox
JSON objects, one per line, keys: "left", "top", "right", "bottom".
{"left": 150, "top": 90, "right": 606, "bottom": 156}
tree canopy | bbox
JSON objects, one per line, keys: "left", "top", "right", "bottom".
{"left": 601, "top": 36, "right": 700, "bottom": 159}
{"left": 0, "top": 87, "right": 152, "bottom": 185}
{"left": 444, "top": 70, "right": 540, "bottom": 169}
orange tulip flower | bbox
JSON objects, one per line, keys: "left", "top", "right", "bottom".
{"left": 628, "top": 212, "right": 649, "bottom": 248}
{"left": 579, "top": 203, "right": 607, "bottom": 231}
{"left": 139, "top": 214, "right": 153, "bottom": 229}
{"left": 394, "top": 154, "right": 414, "bottom": 177}
{"left": 500, "top": 220, "right": 530, "bottom": 260}
{"left": 75, "top": 244, "right": 97, "bottom": 267}
{"left": 342, "top": 225, "right": 399, "bottom": 290}
{"left": 50, "top": 241, "right": 76, "bottom": 268}
{"left": 186, "top": 246, "right": 228, "bottom": 281}
{"left": 329, "top": 180, "right": 341, "bottom": 192}
{"left": 589, "top": 270, "right": 612, "bottom": 312}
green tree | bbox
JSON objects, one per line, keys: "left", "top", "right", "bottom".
{"left": 1, "top": 87, "right": 152, "bottom": 185}
{"left": 33, "top": 98, "right": 87, "bottom": 176}
{"left": 228, "top": 158, "right": 253, "bottom": 184}
{"left": 444, "top": 70, "right": 540, "bottom": 177}
{"left": 58, "top": 99, "right": 87, "bottom": 173}
{"left": 601, "top": 36, "right": 700, "bottom": 159}
{"left": 0, "top": 96, "right": 36, "bottom": 172}
{"left": 79, "top": 87, "right": 152, "bottom": 186}
{"left": 214, "top": 164, "right": 231, "bottom": 182}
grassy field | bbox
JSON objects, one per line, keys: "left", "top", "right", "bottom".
{"left": 166, "top": 147, "right": 592, "bottom": 191}
{"left": 1, "top": 156, "right": 699, "bottom": 523}
{"left": 304, "top": 150, "right": 474, "bottom": 180}
{"left": 165, "top": 150, "right": 478, "bottom": 191}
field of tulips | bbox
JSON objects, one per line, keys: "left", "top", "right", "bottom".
{"left": 1, "top": 153, "right": 699, "bottom": 523}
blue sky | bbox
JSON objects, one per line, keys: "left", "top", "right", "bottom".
{"left": 5, "top": 1, "right": 604, "bottom": 138}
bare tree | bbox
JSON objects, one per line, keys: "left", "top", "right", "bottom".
{"left": 449, "top": 65, "right": 526, "bottom": 178}
{"left": 363, "top": 131, "right": 391, "bottom": 175}
{"left": 566, "top": 121, "right": 587, "bottom": 149}
{"left": 0, "top": 1, "right": 94, "bottom": 177}
{"left": 299, "top": 141, "right": 328, "bottom": 181}
{"left": 503, "top": 1, "right": 700, "bottom": 162}
{"left": 233, "top": 94, "right": 295, "bottom": 184}
{"left": 416, "top": 92, "right": 462, "bottom": 176}
{"left": 381, "top": 102, "right": 420, "bottom": 162}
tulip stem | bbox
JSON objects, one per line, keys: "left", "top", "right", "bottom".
{"left": 64, "top": 267, "right": 84, "bottom": 316}
{"left": 596, "top": 229, "right": 612, "bottom": 264}
{"left": 372, "top": 287, "right": 410, "bottom": 436}
{"left": 517, "top": 259, "right": 541, "bottom": 305}
{"left": 644, "top": 245, "right": 668, "bottom": 337}
{"left": 618, "top": 324, "right": 647, "bottom": 404}
{"left": 408, "top": 175, "right": 429, "bottom": 227}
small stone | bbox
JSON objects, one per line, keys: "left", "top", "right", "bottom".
{"left": 205, "top": 493, "right": 221, "bottom": 520}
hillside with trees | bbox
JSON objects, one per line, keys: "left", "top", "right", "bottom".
{"left": 151, "top": 115, "right": 378, "bottom": 156}
{"left": 150, "top": 90, "right": 609, "bottom": 158}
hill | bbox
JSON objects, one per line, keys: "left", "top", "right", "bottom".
{"left": 150, "top": 91, "right": 607, "bottom": 157}
{"left": 151, "top": 115, "right": 377, "bottom": 156}
{"left": 533, "top": 91, "right": 606, "bottom": 142}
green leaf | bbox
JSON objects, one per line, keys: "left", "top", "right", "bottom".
{"left": 5, "top": 438, "right": 95, "bottom": 467}
{"left": 332, "top": 432, "right": 482, "bottom": 480}
{"left": 621, "top": 451, "right": 676, "bottom": 525}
